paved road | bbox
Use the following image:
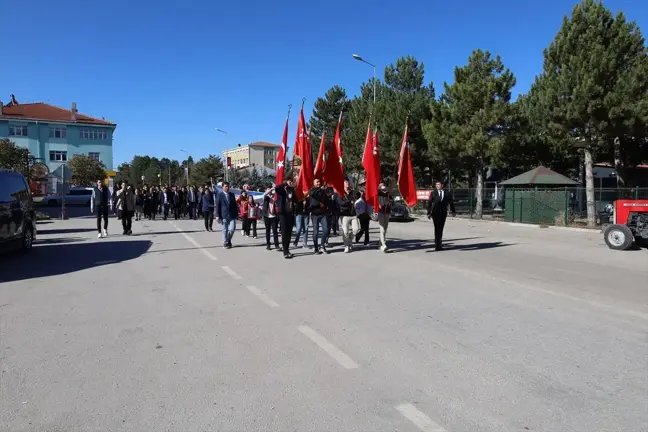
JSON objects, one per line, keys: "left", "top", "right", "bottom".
{"left": 1, "top": 215, "right": 646, "bottom": 432}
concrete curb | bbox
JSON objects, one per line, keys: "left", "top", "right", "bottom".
{"left": 411, "top": 215, "right": 603, "bottom": 233}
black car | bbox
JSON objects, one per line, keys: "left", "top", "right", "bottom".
{"left": 0, "top": 170, "right": 36, "bottom": 254}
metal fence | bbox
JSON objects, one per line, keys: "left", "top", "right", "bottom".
{"left": 414, "top": 187, "right": 648, "bottom": 227}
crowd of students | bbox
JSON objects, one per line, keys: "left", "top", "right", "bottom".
{"left": 91, "top": 176, "right": 455, "bottom": 257}
{"left": 92, "top": 177, "right": 393, "bottom": 258}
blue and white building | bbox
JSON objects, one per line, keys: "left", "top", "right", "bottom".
{"left": 0, "top": 94, "right": 116, "bottom": 181}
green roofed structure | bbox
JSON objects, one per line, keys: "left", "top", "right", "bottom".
{"left": 499, "top": 166, "right": 578, "bottom": 186}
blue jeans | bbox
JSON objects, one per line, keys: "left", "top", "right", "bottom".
{"left": 310, "top": 214, "right": 328, "bottom": 250}
{"left": 294, "top": 214, "right": 309, "bottom": 246}
{"left": 221, "top": 218, "right": 236, "bottom": 244}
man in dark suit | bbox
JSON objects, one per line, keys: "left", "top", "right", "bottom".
{"left": 215, "top": 182, "right": 239, "bottom": 249}
{"left": 426, "top": 181, "right": 456, "bottom": 251}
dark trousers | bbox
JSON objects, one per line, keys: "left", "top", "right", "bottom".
{"left": 264, "top": 217, "right": 279, "bottom": 248}
{"left": 203, "top": 211, "right": 214, "bottom": 230}
{"left": 432, "top": 214, "right": 447, "bottom": 248}
{"left": 187, "top": 203, "right": 194, "bottom": 219}
{"left": 96, "top": 205, "right": 109, "bottom": 232}
{"left": 163, "top": 204, "right": 170, "bottom": 220}
{"left": 122, "top": 210, "right": 133, "bottom": 233}
{"left": 173, "top": 205, "right": 179, "bottom": 220}
{"left": 355, "top": 214, "right": 370, "bottom": 244}
{"left": 279, "top": 214, "right": 294, "bottom": 255}
{"left": 247, "top": 219, "right": 257, "bottom": 237}
{"left": 241, "top": 216, "right": 248, "bottom": 235}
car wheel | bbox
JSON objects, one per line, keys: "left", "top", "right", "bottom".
{"left": 21, "top": 224, "right": 34, "bottom": 252}
{"left": 603, "top": 224, "right": 634, "bottom": 251}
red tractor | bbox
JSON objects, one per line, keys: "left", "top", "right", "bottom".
{"left": 603, "top": 199, "right": 648, "bottom": 250}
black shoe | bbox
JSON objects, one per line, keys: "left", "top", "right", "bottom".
{"left": 284, "top": 253, "right": 294, "bottom": 259}
{"left": 315, "top": 249, "right": 323, "bottom": 255}
{"left": 322, "top": 247, "right": 330, "bottom": 255}
{"left": 266, "top": 245, "right": 272, "bottom": 250}
{"left": 227, "top": 242, "right": 233, "bottom": 248}
{"left": 277, "top": 247, "right": 283, "bottom": 252}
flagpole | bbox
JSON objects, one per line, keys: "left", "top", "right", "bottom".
{"left": 291, "top": 97, "right": 306, "bottom": 177}
{"left": 284, "top": 103, "right": 292, "bottom": 175}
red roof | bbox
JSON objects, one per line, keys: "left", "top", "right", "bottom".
{"left": 1, "top": 102, "right": 115, "bottom": 126}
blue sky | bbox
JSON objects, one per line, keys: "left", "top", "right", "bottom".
{"left": 4, "top": 0, "right": 646, "bottom": 166}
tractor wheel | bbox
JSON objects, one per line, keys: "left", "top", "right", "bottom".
{"left": 603, "top": 224, "right": 635, "bottom": 251}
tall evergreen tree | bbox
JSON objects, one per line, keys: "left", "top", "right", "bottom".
{"left": 528, "top": 0, "right": 648, "bottom": 226}
{"left": 424, "top": 49, "right": 515, "bottom": 217}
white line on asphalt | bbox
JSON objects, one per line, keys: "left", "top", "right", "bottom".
{"left": 170, "top": 223, "right": 218, "bottom": 261}
{"left": 246, "top": 285, "right": 279, "bottom": 308}
{"left": 297, "top": 325, "right": 359, "bottom": 369}
{"left": 395, "top": 403, "right": 447, "bottom": 432}
{"left": 221, "top": 266, "right": 243, "bottom": 280}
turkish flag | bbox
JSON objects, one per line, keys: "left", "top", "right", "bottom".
{"left": 323, "top": 113, "right": 345, "bottom": 196}
{"left": 314, "top": 132, "right": 326, "bottom": 180}
{"left": 397, "top": 123, "right": 417, "bottom": 207}
{"left": 361, "top": 121, "right": 380, "bottom": 209}
{"left": 294, "top": 107, "right": 313, "bottom": 199}
{"left": 275, "top": 116, "right": 289, "bottom": 184}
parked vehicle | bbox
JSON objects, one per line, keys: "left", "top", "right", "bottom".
{"left": 42, "top": 187, "right": 94, "bottom": 207}
{"left": 0, "top": 170, "right": 36, "bottom": 254}
{"left": 603, "top": 199, "right": 648, "bottom": 250}
{"left": 370, "top": 196, "right": 411, "bottom": 221}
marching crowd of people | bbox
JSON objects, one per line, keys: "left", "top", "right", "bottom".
{"left": 91, "top": 177, "right": 456, "bottom": 259}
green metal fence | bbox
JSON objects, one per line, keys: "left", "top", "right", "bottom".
{"left": 415, "top": 186, "right": 648, "bottom": 226}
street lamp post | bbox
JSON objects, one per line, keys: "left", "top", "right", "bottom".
{"left": 353, "top": 53, "right": 376, "bottom": 104}
{"left": 215, "top": 128, "right": 228, "bottom": 182}
{"left": 180, "top": 149, "right": 190, "bottom": 186}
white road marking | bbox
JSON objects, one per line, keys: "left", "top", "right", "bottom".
{"left": 221, "top": 266, "right": 243, "bottom": 280}
{"left": 170, "top": 223, "right": 218, "bottom": 261}
{"left": 395, "top": 403, "right": 447, "bottom": 432}
{"left": 297, "top": 325, "right": 359, "bottom": 369}
{"left": 246, "top": 285, "right": 279, "bottom": 308}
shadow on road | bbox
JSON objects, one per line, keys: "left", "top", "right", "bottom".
{"left": 387, "top": 237, "right": 510, "bottom": 253}
{"left": 425, "top": 241, "right": 512, "bottom": 252}
{"left": 0, "top": 240, "right": 153, "bottom": 283}
{"left": 38, "top": 228, "right": 97, "bottom": 235}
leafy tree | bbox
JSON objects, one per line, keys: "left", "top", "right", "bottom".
{"left": 68, "top": 154, "right": 107, "bottom": 186}
{"left": 247, "top": 167, "right": 262, "bottom": 190}
{"left": 260, "top": 167, "right": 273, "bottom": 189}
{"left": 527, "top": 0, "right": 648, "bottom": 226}
{"left": 192, "top": 155, "right": 224, "bottom": 186}
{"left": 424, "top": 49, "right": 515, "bottom": 217}
{"left": 344, "top": 56, "right": 434, "bottom": 185}
{"left": 226, "top": 168, "right": 244, "bottom": 188}
{"left": 309, "top": 85, "right": 348, "bottom": 161}
{"left": 0, "top": 138, "right": 29, "bottom": 177}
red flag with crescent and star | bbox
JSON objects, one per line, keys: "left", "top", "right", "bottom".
{"left": 362, "top": 120, "right": 380, "bottom": 209}
{"left": 397, "top": 122, "right": 417, "bottom": 207}
{"left": 323, "top": 112, "right": 345, "bottom": 196}
{"left": 294, "top": 106, "right": 313, "bottom": 200}
{"left": 314, "top": 131, "right": 326, "bottom": 180}
{"left": 275, "top": 116, "right": 289, "bottom": 184}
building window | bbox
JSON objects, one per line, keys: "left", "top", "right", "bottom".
{"left": 80, "top": 128, "right": 108, "bottom": 140}
{"left": 49, "top": 151, "right": 67, "bottom": 162}
{"left": 49, "top": 127, "right": 67, "bottom": 138}
{"left": 89, "top": 152, "right": 100, "bottom": 161}
{"left": 9, "top": 125, "right": 28, "bottom": 136}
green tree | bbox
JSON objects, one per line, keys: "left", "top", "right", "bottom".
{"left": 247, "top": 167, "right": 262, "bottom": 190}
{"left": 424, "top": 49, "right": 516, "bottom": 217}
{"left": 260, "top": 167, "right": 273, "bottom": 188}
{"left": 309, "top": 85, "right": 348, "bottom": 161}
{"left": 192, "top": 155, "right": 224, "bottom": 186}
{"left": 68, "top": 154, "right": 107, "bottom": 186}
{"left": 0, "top": 139, "right": 29, "bottom": 177}
{"left": 527, "top": 0, "right": 648, "bottom": 226}
{"left": 226, "top": 168, "right": 244, "bottom": 188}
{"left": 344, "top": 56, "right": 434, "bottom": 185}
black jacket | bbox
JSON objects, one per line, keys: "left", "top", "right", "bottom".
{"left": 336, "top": 190, "right": 356, "bottom": 217}
{"left": 307, "top": 187, "right": 328, "bottom": 216}
{"left": 427, "top": 189, "right": 456, "bottom": 217}
{"left": 215, "top": 191, "right": 238, "bottom": 220}
{"left": 274, "top": 184, "right": 296, "bottom": 215}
